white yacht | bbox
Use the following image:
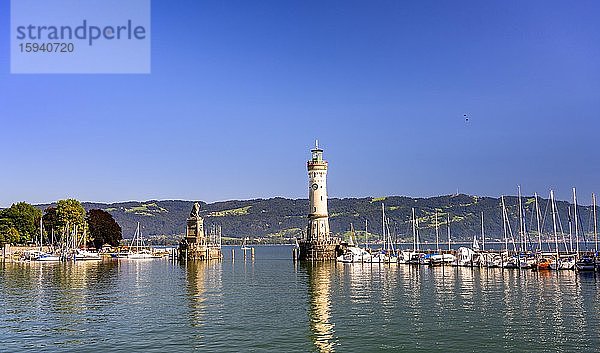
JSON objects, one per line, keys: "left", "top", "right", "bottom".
{"left": 337, "top": 246, "right": 372, "bottom": 263}
{"left": 453, "top": 247, "right": 476, "bottom": 266}
{"left": 73, "top": 249, "right": 102, "bottom": 261}
{"left": 429, "top": 253, "right": 456, "bottom": 266}
{"left": 124, "top": 223, "right": 161, "bottom": 260}
{"left": 126, "top": 249, "right": 161, "bottom": 259}
{"left": 550, "top": 256, "right": 576, "bottom": 270}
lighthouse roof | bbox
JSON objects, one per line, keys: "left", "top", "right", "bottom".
{"left": 311, "top": 139, "right": 323, "bottom": 152}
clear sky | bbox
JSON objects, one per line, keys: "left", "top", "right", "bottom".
{"left": 1, "top": 0, "right": 599, "bottom": 207}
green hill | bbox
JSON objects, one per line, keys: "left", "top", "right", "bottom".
{"left": 37, "top": 194, "right": 597, "bottom": 245}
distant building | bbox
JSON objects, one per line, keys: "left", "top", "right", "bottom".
{"left": 179, "top": 202, "right": 222, "bottom": 261}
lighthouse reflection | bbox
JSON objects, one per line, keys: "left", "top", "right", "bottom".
{"left": 305, "top": 262, "right": 337, "bottom": 353}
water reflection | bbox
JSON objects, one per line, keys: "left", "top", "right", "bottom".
{"left": 304, "top": 262, "right": 336, "bottom": 353}
{"left": 3, "top": 247, "right": 600, "bottom": 353}
{"left": 184, "top": 261, "right": 222, "bottom": 329}
{"left": 0, "top": 260, "right": 122, "bottom": 351}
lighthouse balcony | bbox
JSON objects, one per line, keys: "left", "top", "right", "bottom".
{"left": 307, "top": 161, "right": 328, "bottom": 169}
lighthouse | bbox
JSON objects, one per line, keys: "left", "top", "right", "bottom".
{"left": 298, "top": 141, "right": 340, "bottom": 261}
{"left": 307, "top": 140, "right": 330, "bottom": 241}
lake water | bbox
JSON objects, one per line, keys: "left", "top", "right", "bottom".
{"left": 1, "top": 245, "right": 599, "bottom": 352}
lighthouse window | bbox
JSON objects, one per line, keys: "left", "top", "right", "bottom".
{"left": 320, "top": 196, "right": 323, "bottom": 201}
{"left": 313, "top": 207, "right": 316, "bottom": 212}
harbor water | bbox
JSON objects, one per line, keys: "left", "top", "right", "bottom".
{"left": 1, "top": 245, "right": 599, "bottom": 352}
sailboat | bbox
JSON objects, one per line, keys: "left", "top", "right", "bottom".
{"left": 385, "top": 216, "right": 398, "bottom": 263}
{"left": 124, "top": 223, "right": 161, "bottom": 259}
{"left": 479, "top": 211, "right": 501, "bottom": 267}
{"left": 73, "top": 227, "right": 101, "bottom": 261}
{"left": 337, "top": 223, "right": 372, "bottom": 263}
{"left": 370, "top": 204, "right": 395, "bottom": 263}
{"left": 241, "top": 237, "right": 251, "bottom": 251}
{"left": 404, "top": 208, "right": 423, "bottom": 265}
{"left": 500, "top": 195, "right": 521, "bottom": 269}
{"left": 30, "top": 217, "right": 60, "bottom": 262}
{"left": 516, "top": 186, "right": 536, "bottom": 269}
{"left": 575, "top": 189, "right": 595, "bottom": 271}
{"left": 549, "top": 190, "right": 575, "bottom": 270}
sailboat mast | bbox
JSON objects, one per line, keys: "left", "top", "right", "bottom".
{"left": 534, "top": 192, "right": 542, "bottom": 252}
{"left": 573, "top": 187, "right": 579, "bottom": 255}
{"left": 39, "top": 216, "right": 43, "bottom": 251}
{"left": 594, "top": 193, "right": 598, "bottom": 254}
{"left": 550, "top": 190, "right": 559, "bottom": 258}
{"left": 481, "top": 211, "right": 485, "bottom": 252}
{"left": 567, "top": 207, "right": 573, "bottom": 253}
{"left": 412, "top": 208, "right": 416, "bottom": 252}
{"left": 416, "top": 217, "right": 420, "bottom": 252}
{"left": 518, "top": 185, "right": 524, "bottom": 253}
{"left": 447, "top": 213, "right": 451, "bottom": 252}
{"left": 381, "top": 203, "right": 386, "bottom": 252}
{"left": 386, "top": 218, "right": 393, "bottom": 253}
{"left": 435, "top": 211, "right": 440, "bottom": 254}
{"left": 365, "top": 219, "right": 369, "bottom": 250}
{"left": 501, "top": 196, "right": 508, "bottom": 255}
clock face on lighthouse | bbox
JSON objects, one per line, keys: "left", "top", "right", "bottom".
{"left": 311, "top": 183, "right": 318, "bottom": 190}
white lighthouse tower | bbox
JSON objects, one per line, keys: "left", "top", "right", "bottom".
{"left": 307, "top": 140, "right": 330, "bottom": 241}
{"left": 298, "top": 140, "right": 339, "bottom": 261}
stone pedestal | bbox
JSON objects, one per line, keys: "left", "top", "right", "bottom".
{"left": 179, "top": 202, "right": 222, "bottom": 261}
{"left": 178, "top": 242, "right": 221, "bottom": 261}
{"left": 298, "top": 240, "right": 342, "bottom": 261}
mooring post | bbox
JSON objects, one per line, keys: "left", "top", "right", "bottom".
{"left": 251, "top": 247, "right": 255, "bottom": 260}
{"left": 231, "top": 248, "right": 235, "bottom": 261}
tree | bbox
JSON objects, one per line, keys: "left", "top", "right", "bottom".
{"left": 55, "top": 199, "right": 87, "bottom": 238}
{"left": 0, "top": 202, "right": 42, "bottom": 243}
{"left": 0, "top": 219, "right": 20, "bottom": 245}
{"left": 87, "top": 209, "right": 122, "bottom": 249}
{"left": 43, "top": 207, "right": 59, "bottom": 242}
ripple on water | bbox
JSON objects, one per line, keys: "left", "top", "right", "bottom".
{"left": 2, "top": 248, "right": 600, "bottom": 353}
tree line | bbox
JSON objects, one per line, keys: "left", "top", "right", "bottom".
{"left": 0, "top": 199, "right": 122, "bottom": 249}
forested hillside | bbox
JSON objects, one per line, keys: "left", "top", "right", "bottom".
{"left": 36, "top": 194, "right": 597, "bottom": 244}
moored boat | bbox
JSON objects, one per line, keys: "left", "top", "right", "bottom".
{"left": 337, "top": 246, "right": 372, "bottom": 263}
{"left": 429, "top": 253, "right": 456, "bottom": 266}
{"left": 74, "top": 249, "right": 102, "bottom": 261}
{"left": 535, "top": 257, "right": 552, "bottom": 270}
{"left": 126, "top": 249, "right": 162, "bottom": 259}
{"left": 35, "top": 253, "right": 61, "bottom": 262}
{"left": 550, "top": 256, "right": 576, "bottom": 270}
{"left": 575, "top": 255, "right": 596, "bottom": 271}
{"left": 453, "top": 247, "right": 477, "bottom": 267}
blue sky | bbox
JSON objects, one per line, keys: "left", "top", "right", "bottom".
{"left": 1, "top": 0, "right": 599, "bottom": 207}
